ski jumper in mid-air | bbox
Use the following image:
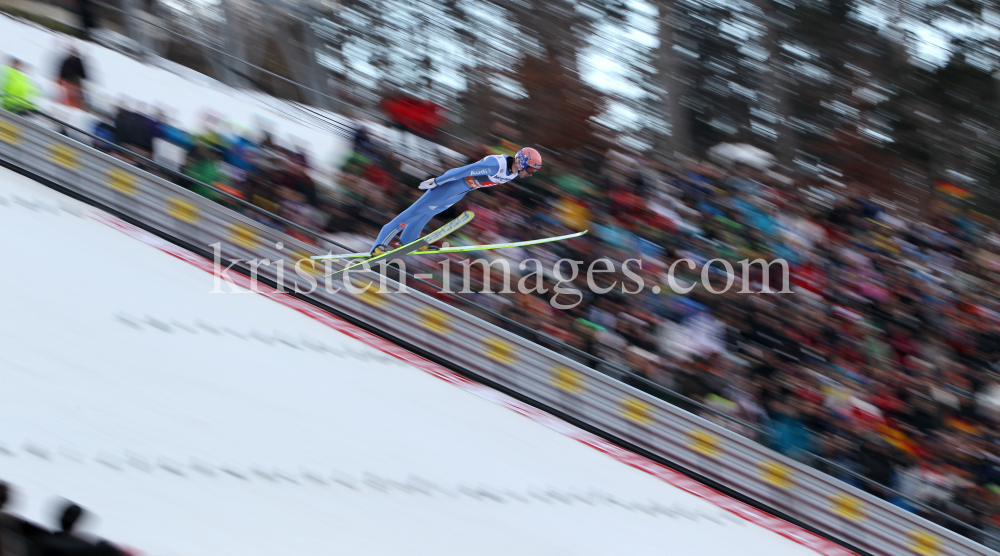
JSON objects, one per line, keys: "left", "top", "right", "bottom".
{"left": 369, "top": 147, "right": 543, "bottom": 255}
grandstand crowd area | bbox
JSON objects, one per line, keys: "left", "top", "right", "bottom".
{"left": 2, "top": 24, "right": 1000, "bottom": 551}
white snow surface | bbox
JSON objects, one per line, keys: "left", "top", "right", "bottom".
{"left": 0, "top": 167, "right": 828, "bottom": 556}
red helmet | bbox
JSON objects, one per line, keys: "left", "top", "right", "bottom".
{"left": 514, "top": 147, "right": 543, "bottom": 174}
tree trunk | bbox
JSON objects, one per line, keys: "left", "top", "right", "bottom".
{"left": 220, "top": 0, "right": 250, "bottom": 88}
{"left": 754, "top": 0, "right": 795, "bottom": 168}
{"left": 120, "top": 0, "right": 146, "bottom": 59}
{"left": 653, "top": 0, "right": 691, "bottom": 159}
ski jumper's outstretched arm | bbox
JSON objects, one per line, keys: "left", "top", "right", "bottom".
{"left": 422, "top": 157, "right": 502, "bottom": 189}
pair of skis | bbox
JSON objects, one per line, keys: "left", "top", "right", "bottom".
{"left": 314, "top": 211, "right": 587, "bottom": 278}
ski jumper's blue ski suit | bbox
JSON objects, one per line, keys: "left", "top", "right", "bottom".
{"left": 371, "top": 154, "right": 517, "bottom": 252}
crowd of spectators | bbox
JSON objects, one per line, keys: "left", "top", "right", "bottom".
{"left": 0, "top": 482, "right": 128, "bottom": 556}
{"left": 283, "top": 131, "right": 1000, "bottom": 548}
{"left": 97, "top": 105, "right": 326, "bottom": 248}
{"left": 8, "top": 38, "right": 1000, "bottom": 549}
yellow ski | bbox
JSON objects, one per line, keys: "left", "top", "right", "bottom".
{"left": 312, "top": 229, "right": 586, "bottom": 262}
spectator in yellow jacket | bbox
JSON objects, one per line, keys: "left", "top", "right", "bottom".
{"left": 1, "top": 58, "right": 40, "bottom": 115}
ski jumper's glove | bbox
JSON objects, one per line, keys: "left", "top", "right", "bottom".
{"left": 418, "top": 178, "right": 437, "bottom": 190}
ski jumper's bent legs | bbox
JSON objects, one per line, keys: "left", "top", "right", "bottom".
{"left": 372, "top": 202, "right": 427, "bottom": 249}
{"left": 397, "top": 212, "right": 436, "bottom": 245}
{"left": 371, "top": 182, "right": 468, "bottom": 251}
{"left": 395, "top": 188, "right": 469, "bottom": 244}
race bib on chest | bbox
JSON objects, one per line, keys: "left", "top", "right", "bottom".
{"left": 465, "top": 176, "right": 498, "bottom": 190}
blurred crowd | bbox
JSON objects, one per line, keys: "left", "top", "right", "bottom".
{"left": 0, "top": 482, "right": 128, "bottom": 556}
{"left": 7, "top": 40, "right": 1000, "bottom": 548}
{"left": 255, "top": 116, "right": 1000, "bottom": 546}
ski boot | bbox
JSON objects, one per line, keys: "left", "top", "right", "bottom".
{"left": 414, "top": 244, "right": 442, "bottom": 255}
